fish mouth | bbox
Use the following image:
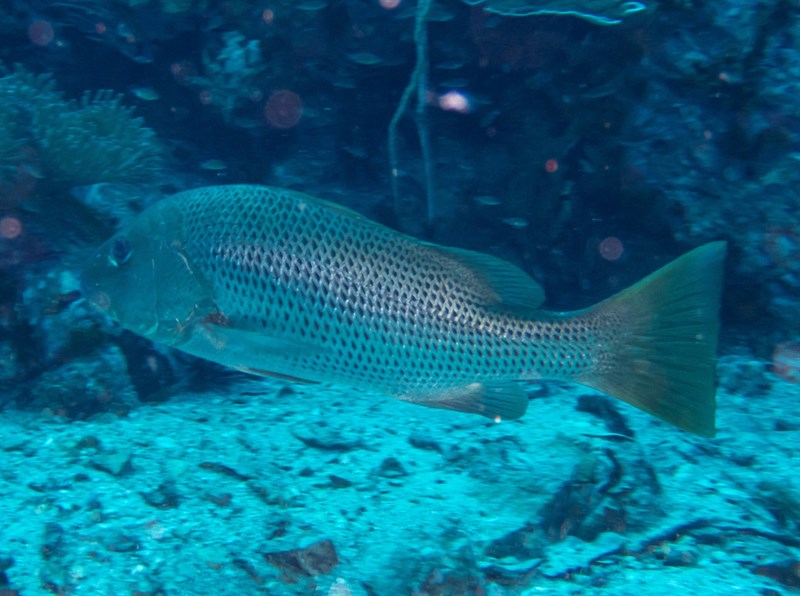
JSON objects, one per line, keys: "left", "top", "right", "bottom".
{"left": 79, "top": 264, "right": 111, "bottom": 314}
{"left": 82, "top": 284, "right": 110, "bottom": 313}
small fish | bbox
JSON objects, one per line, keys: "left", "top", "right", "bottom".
{"left": 502, "top": 217, "right": 529, "bottom": 229}
{"left": 82, "top": 185, "right": 726, "bottom": 436}
{"left": 296, "top": 0, "right": 328, "bottom": 10}
{"left": 199, "top": 159, "right": 228, "bottom": 171}
{"left": 347, "top": 52, "right": 383, "bottom": 66}
{"left": 129, "top": 85, "right": 160, "bottom": 101}
{"left": 472, "top": 195, "right": 502, "bottom": 206}
{"left": 439, "top": 78, "right": 470, "bottom": 89}
{"left": 435, "top": 59, "right": 469, "bottom": 71}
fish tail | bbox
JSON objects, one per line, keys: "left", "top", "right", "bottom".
{"left": 580, "top": 241, "right": 727, "bottom": 437}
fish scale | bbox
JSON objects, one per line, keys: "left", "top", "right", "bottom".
{"left": 82, "top": 185, "right": 727, "bottom": 436}
{"left": 178, "top": 187, "right": 562, "bottom": 391}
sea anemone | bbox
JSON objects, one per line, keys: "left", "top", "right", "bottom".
{"left": 35, "top": 89, "right": 163, "bottom": 187}
{"left": 0, "top": 64, "right": 163, "bottom": 192}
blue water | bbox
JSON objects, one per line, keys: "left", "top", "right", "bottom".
{"left": 1, "top": 1, "right": 798, "bottom": 594}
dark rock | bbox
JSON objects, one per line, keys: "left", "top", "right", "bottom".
{"left": 414, "top": 543, "right": 485, "bottom": 596}
{"left": 198, "top": 461, "right": 251, "bottom": 481}
{"left": 753, "top": 559, "right": 800, "bottom": 588}
{"left": 100, "top": 530, "right": 140, "bottom": 553}
{"left": 140, "top": 481, "right": 181, "bottom": 509}
{"left": 480, "top": 559, "right": 540, "bottom": 584}
{"left": 376, "top": 457, "right": 407, "bottom": 478}
{"left": 576, "top": 395, "right": 634, "bottom": 438}
{"left": 278, "top": 385, "right": 295, "bottom": 398}
{"left": 26, "top": 346, "right": 138, "bottom": 419}
{"left": 663, "top": 547, "right": 699, "bottom": 567}
{"left": 265, "top": 519, "right": 290, "bottom": 541}
{"left": 90, "top": 450, "right": 133, "bottom": 477}
{"left": 718, "top": 357, "right": 772, "bottom": 398}
{"left": 73, "top": 435, "right": 102, "bottom": 452}
{"left": 233, "top": 558, "right": 265, "bottom": 585}
{"left": 632, "top": 519, "right": 711, "bottom": 552}
{"left": 28, "top": 477, "right": 72, "bottom": 493}
{"left": 263, "top": 539, "right": 338, "bottom": 581}
{"left": 247, "top": 481, "right": 303, "bottom": 508}
{"left": 41, "top": 522, "right": 65, "bottom": 560}
{"left": 539, "top": 533, "right": 626, "bottom": 578}
{"left": 538, "top": 453, "right": 601, "bottom": 541}
{"left": 119, "top": 341, "right": 179, "bottom": 403}
{"left": 418, "top": 566, "right": 485, "bottom": 596}
{"left": 292, "top": 424, "right": 363, "bottom": 451}
{"left": 729, "top": 451, "right": 757, "bottom": 467}
{"left": 775, "top": 419, "right": 800, "bottom": 431}
{"left": 0, "top": 556, "right": 13, "bottom": 572}
{"left": 484, "top": 523, "right": 544, "bottom": 561}
{"left": 327, "top": 475, "right": 354, "bottom": 489}
{"left": 205, "top": 492, "right": 233, "bottom": 507}
{"left": 408, "top": 433, "right": 443, "bottom": 452}
{"left": 757, "top": 481, "right": 800, "bottom": 530}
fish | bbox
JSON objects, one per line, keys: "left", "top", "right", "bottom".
{"left": 129, "top": 85, "right": 160, "bottom": 101}
{"left": 199, "top": 159, "right": 228, "bottom": 171}
{"left": 81, "top": 185, "right": 727, "bottom": 436}
{"left": 502, "top": 217, "right": 529, "bottom": 229}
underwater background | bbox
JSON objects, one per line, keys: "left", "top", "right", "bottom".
{"left": 0, "top": 0, "right": 799, "bottom": 594}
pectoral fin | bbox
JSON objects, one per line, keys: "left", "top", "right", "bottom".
{"left": 399, "top": 382, "right": 528, "bottom": 421}
{"left": 200, "top": 324, "right": 325, "bottom": 357}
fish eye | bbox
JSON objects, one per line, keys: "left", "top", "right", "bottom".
{"left": 110, "top": 236, "right": 132, "bottom": 266}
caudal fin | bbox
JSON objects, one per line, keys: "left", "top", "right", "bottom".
{"left": 582, "top": 242, "right": 727, "bottom": 437}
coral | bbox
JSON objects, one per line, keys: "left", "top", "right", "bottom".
{"left": 388, "top": 0, "right": 436, "bottom": 225}
{"left": 193, "top": 31, "right": 267, "bottom": 124}
{"left": 0, "top": 67, "right": 61, "bottom": 185}
{"left": 622, "top": 0, "right": 800, "bottom": 334}
{"left": 0, "top": 65, "right": 162, "bottom": 192}
{"left": 388, "top": 0, "right": 648, "bottom": 226}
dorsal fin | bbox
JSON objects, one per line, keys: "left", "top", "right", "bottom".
{"left": 282, "top": 188, "right": 545, "bottom": 309}
{"left": 431, "top": 245, "right": 545, "bottom": 309}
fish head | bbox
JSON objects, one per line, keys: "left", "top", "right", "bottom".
{"left": 81, "top": 200, "right": 213, "bottom": 346}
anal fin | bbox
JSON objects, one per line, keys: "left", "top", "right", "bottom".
{"left": 400, "top": 382, "right": 528, "bottom": 421}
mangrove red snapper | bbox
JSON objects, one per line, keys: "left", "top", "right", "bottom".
{"left": 82, "top": 185, "right": 726, "bottom": 436}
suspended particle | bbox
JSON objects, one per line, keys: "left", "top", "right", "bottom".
{"left": 264, "top": 90, "right": 303, "bottom": 129}
{"left": 438, "top": 91, "right": 469, "bottom": 113}
{"left": 502, "top": 217, "right": 528, "bottom": 230}
{"left": 598, "top": 236, "right": 624, "bottom": 261}
{"left": 0, "top": 217, "right": 22, "bottom": 240}
{"left": 28, "top": 20, "right": 54, "bottom": 46}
